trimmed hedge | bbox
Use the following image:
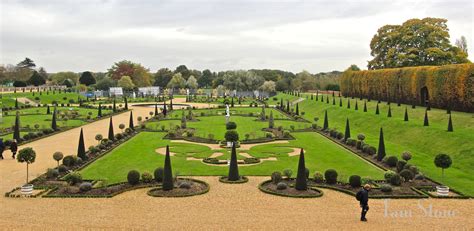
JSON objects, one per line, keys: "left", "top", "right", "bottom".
{"left": 340, "top": 63, "right": 474, "bottom": 112}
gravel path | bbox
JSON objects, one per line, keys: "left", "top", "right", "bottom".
{"left": 0, "top": 99, "right": 472, "bottom": 230}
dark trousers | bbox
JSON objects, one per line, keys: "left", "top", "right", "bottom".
{"left": 361, "top": 204, "right": 369, "bottom": 220}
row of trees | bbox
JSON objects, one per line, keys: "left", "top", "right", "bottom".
{"left": 1, "top": 59, "right": 340, "bottom": 92}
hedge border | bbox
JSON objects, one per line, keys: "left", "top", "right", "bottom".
{"left": 147, "top": 178, "right": 210, "bottom": 198}
{"left": 219, "top": 176, "right": 249, "bottom": 184}
{"left": 258, "top": 179, "right": 324, "bottom": 198}
{"left": 42, "top": 182, "right": 162, "bottom": 198}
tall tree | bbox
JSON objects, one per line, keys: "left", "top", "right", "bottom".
{"left": 77, "top": 128, "right": 87, "bottom": 160}
{"left": 28, "top": 71, "right": 46, "bottom": 86}
{"left": 17, "top": 57, "right": 36, "bottom": 69}
{"left": 268, "top": 111, "right": 274, "bottom": 129}
{"left": 368, "top": 18, "right": 469, "bottom": 69}
{"left": 455, "top": 36, "right": 468, "bottom": 54}
{"left": 107, "top": 60, "right": 151, "bottom": 87}
{"left": 79, "top": 71, "right": 96, "bottom": 86}
{"left": 295, "top": 149, "right": 307, "bottom": 190}
{"left": 377, "top": 127, "right": 386, "bottom": 161}
{"left": 162, "top": 145, "right": 174, "bottom": 191}
{"left": 198, "top": 69, "right": 213, "bottom": 88}
{"left": 153, "top": 68, "right": 173, "bottom": 87}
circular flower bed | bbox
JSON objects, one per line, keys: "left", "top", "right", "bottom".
{"left": 147, "top": 178, "right": 209, "bottom": 197}
{"left": 219, "top": 176, "right": 249, "bottom": 184}
{"left": 259, "top": 179, "right": 323, "bottom": 198}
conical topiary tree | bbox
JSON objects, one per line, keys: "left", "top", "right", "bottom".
{"left": 404, "top": 107, "right": 409, "bottom": 121}
{"left": 124, "top": 97, "right": 128, "bottom": 110}
{"left": 15, "top": 98, "right": 18, "bottom": 109}
{"left": 321, "top": 94, "right": 324, "bottom": 102}
{"left": 375, "top": 103, "right": 380, "bottom": 114}
{"left": 228, "top": 142, "right": 240, "bottom": 181}
{"left": 344, "top": 118, "right": 351, "bottom": 141}
{"left": 162, "top": 145, "right": 174, "bottom": 191}
{"left": 377, "top": 127, "right": 385, "bottom": 161}
{"left": 46, "top": 105, "right": 50, "bottom": 114}
{"left": 326, "top": 95, "right": 329, "bottom": 104}
{"left": 424, "top": 110, "right": 429, "bottom": 126}
{"left": 13, "top": 112, "right": 21, "bottom": 141}
{"left": 113, "top": 98, "right": 117, "bottom": 112}
{"left": 181, "top": 110, "right": 187, "bottom": 129}
{"left": 260, "top": 106, "right": 266, "bottom": 120}
{"left": 98, "top": 103, "right": 102, "bottom": 117}
{"left": 347, "top": 99, "right": 350, "bottom": 109}
{"left": 363, "top": 100, "right": 367, "bottom": 112}
{"left": 268, "top": 111, "right": 274, "bottom": 129}
{"left": 170, "top": 99, "right": 173, "bottom": 110}
{"left": 295, "top": 148, "right": 307, "bottom": 191}
{"left": 231, "top": 97, "right": 234, "bottom": 107}
{"left": 296, "top": 103, "right": 299, "bottom": 115}
{"left": 339, "top": 97, "right": 342, "bottom": 107}
{"left": 154, "top": 104, "right": 158, "bottom": 116}
{"left": 447, "top": 114, "right": 453, "bottom": 132}
{"left": 51, "top": 109, "right": 57, "bottom": 130}
{"left": 286, "top": 100, "right": 290, "bottom": 112}
{"left": 332, "top": 96, "right": 335, "bottom": 105}
{"left": 77, "top": 128, "right": 87, "bottom": 160}
{"left": 323, "top": 110, "right": 328, "bottom": 130}
{"left": 280, "top": 98, "right": 283, "bottom": 109}
{"left": 129, "top": 111, "right": 134, "bottom": 130}
{"left": 108, "top": 117, "right": 115, "bottom": 141}
{"left": 355, "top": 100, "right": 358, "bottom": 110}
{"left": 387, "top": 105, "right": 392, "bottom": 117}
{"left": 163, "top": 101, "right": 167, "bottom": 117}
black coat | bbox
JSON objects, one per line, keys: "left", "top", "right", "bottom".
{"left": 10, "top": 142, "right": 18, "bottom": 152}
{"left": 360, "top": 188, "right": 369, "bottom": 205}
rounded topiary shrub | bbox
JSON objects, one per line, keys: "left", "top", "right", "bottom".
{"left": 79, "top": 182, "right": 92, "bottom": 192}
{"left": 65, "top": 172, "right": 83, "bottom": 185}
{"left": 276, "top": 182, "right": 287, "bottom": 190}
{"left": 271, "top": 171, "right": 282, "bottom": 184}
{"left": 336, "top": 132, "right": 344, "bottom": 140}
{"left": 154, "top": 167, "right": 164, "bottom": 182}
{"left": 224, "top": 130, "right": 239, "bottom": 142}
{"left": 367, "top": 146, "right": 377, "bottom": 155}
{"left": 389, "top": 174, "right": 401, "bottom": 186}
{"left": 226, "top": 121, "right": 237, "bottom": 130}
{"left": 127, "top": 170, "right": 140, "bottom": 185}
{"left": 62, "top": 155, "right": 76, "bottom": 167}
{"left": 397, "top": 160, "right": 407, "bottom": 172}
{"left": 414, "top": 173, "right": 425, "bottom": 180}
{"left": 58, "top": 164, "right": 68, "bottom": 173}
{"left": 399, "top": 169, "right": 414, "bottom": 182}
{"left": 384, "top": 170, "right": 396, "bottom": 182}
{"left": 305, "top": 168, "right": 310, "bottom": 179}
{"left": 349, "top": 175, "right": 361, "bottom": 188}
{"left": 386, "top": 156, "right": 398, "bottom": 167}
{"left": 380, "top": 184, "right": 392, "bottom": 192}
{"left": 313, "top": 172, "right": 324, "bottom": 183}
{"left": 141, "top": 171, "right": 153, "bottom": 183}
{"left": 46, "top": 168, "right": 59, "bottom": 178}
{"left": 346, "top": 138, "right": 356, "bottom": 147}
{"left": 324, "top": 169, "right": 338, "bottom": 184}
{"left": 178, "top": 181, "right": 192, "bottom": 189}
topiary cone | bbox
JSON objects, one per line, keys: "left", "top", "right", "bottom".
{"left": 377, "top": 127, "right": 385, "bottom": 161}
{"left": 295, "top": 149, "right": 307, "bottom": 191}
{"left": 447, "top": 114, "right": 453, "bottom": 132}
{"left": 323, "top": 110, "right": 328, "bottom": 130}
{"left": 129, "top": 111, "right": 134, "bottom": 130}
{"left": 228, "top": 142, "right": 240, "bottom": 181}
{"left": 404, "top": 107, "right": 409, "bottom": 121}
{"left": 347, "top": 99, "right": 351, "bottom": 109}
{"left": 424, "top": 110, "right": 429, "bottom": 126}
{"left": 77, "top": 128, "right": 87, "bottom": 160}
{"left": 375, "top": 103, "right": 380, "bottom": 115}
{"left": 363, "top": 100, "right": 367, "bottom": 112}
{"left": 108, "top": 117, "right": 115, "bottom": 141}
{"left": 387, "top": 105, "right": 392, "bottom": 117}
{"left": 355, "top": 100, "right": 358, "bottom": 110}
{"left": 51, "top": 109, "right": 57, "bottom": 130}
{"left": 162, "top": 145, "right": 174, "bottom": 191}
{"left": 344, "top": 118, "right": 351, "bottom": 141}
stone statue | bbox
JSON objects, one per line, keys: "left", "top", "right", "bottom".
{"left": 225, "top": 104, "right": 230, "bottom": 123}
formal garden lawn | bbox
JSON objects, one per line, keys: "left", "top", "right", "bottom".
{"left": 1, "top": 92, "right": 85, "bottom": 106}
{"left": 274, "top": 93, "right": 474, "bottom": 196}
{"left": 1, "top": 107, "right": 111, "bottom": 130}
{"left": 80, "top": 131, "right": 384, "bottom": 184}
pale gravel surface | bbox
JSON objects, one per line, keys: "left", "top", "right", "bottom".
{"left": 0, "top": 98, "right": 473, "bottom": 230}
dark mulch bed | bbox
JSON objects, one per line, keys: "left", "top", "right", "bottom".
{"left": 147, "top": 179, "right": 209, "bottom": 197}
{"left": 260, "top": 179, "right": 323, "bottom": 198}
{"left": 219, "top": 176, "right": 249, "bottom": 184}
{"left": 46, "top": 182, "right": 160, "bottom": 197}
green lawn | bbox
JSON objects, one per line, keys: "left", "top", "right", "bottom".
{"left": 275, "top": 92, "right": 474, "bottom": 196}
{"left": 1, "top": 107, "right": 112, "bottom": 130}
{"left": 80, "top": 132, "right": 384, "bottom": 184}
{"left": 1, "top": 92, "right": 85, "bottom": 105}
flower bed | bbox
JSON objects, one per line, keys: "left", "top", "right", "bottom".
{"left": 147, "top": 178, "right": 209, "bottom": 197}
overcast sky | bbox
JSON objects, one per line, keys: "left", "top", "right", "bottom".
{"left": 0, "top": 0, "right": 472, "bottom": 73}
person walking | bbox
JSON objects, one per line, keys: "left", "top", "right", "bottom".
{"left": 356, "top": 184, "right": 371, "bottom": 222}
{"left": 10, "top": 139, "right": 18, "bottom": 159}
{"left": 0, "top": 138, "right": 5, "bottom": 159}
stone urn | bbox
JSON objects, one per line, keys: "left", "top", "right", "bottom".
{"left": 436, "top": 185, "right": 449, "bottom": 196}
{"left": 21, "top": 184, "right": 34, "bottom": 195}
